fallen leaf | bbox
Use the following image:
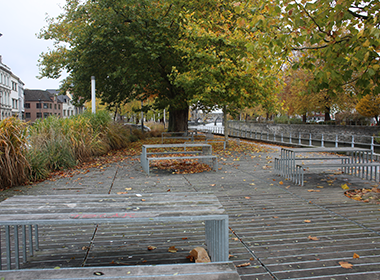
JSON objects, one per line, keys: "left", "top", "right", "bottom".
{"left": 141, "top": 199, "right": 146, "bottom": 202}
{"left": 125, "top": 187, "right": 132, "bottom": 191}
{"left": 304, "top": 220, "right": 311, "bottom": 223}
{"left": 182, "top": 237, "right": 188, "bottom": 240}
{"left": 279, "top": 181, "right": 284, "bottom": 185}
{"left": 339, "top": 261, "right": 353, "bottom": 269}
{"left": 316, "top": 186, "right": 324, "bottom": 189}
{"left": 168, "top": 246, "right": 178, "bottom": 253}
{"left": 245, "top": 196, "right": 251, "bottom": 199}
{"left": 341, "top": 184, "right": 350, "bottom": 190}
{"left": 308, "top": 236, "right": 319, "bottom": 241}
{"left": 353, "top": 253, "right": 360, "bottom": 259}
{"left": 308, "top": 189, "right": 321, "bottom": 192}
{"left": 236, "top": 262, "right": 251, "bottom": 267}
{"left": 147, "top": 246, "right": 157, "bottom": 251}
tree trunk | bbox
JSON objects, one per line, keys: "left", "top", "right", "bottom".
{"left": 325, "top": 106, "right": 331, "bottom": 121}
{"left": 223, "top": 105, "right": 229, "bottom": 146}
{"left": 302, "top": 114, "right": 307, "bottom": 123}
{"left": 168, "top": 107, "right": 188, "bottom": 132}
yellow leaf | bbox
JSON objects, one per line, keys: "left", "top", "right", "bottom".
{"left": 308, "top": 236, "right": 319, "bottom": 241}
{"left": 168, "top": 246, "right": 178, "bottom": 253}
{"left": 279, "top": 181, "right": 284, "bottom": 185}
{"left": 316, "top": 186, "right": 324, "bottom": 189}
{"left": 236, "top": 262, "right": 251, "bottom": 267}
{"left": 339, "top": 261, "right": 353, "bottom": 269}
{"left": 353, "top": 253, "right": 360, "bottom": 259}
{"left": 341, "top": 184, "right": 349, "bottom": 190}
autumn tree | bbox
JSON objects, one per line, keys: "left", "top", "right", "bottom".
{"left": 251, "top": 0, "right": 380, "bottom": 112}
{"left": 356, "top": 94, "right": 380, "bottom": 124}
{"left": 38, "top": 0, "right": 280, "bottom": 132}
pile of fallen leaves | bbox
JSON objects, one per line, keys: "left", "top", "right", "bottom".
{"left": 151, "top": 159, "right": 212, "bottom": 174}
{"left": 344, "top": 186, "right": 380, "bottom": 204}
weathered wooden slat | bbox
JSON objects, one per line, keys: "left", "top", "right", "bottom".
{"left": 0, "top": 262, "right": 241, "bottom": 280}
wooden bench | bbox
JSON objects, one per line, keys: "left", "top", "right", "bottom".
{"left": 0, "top": 262, "right": 241, "bottom": 279}
{"left": 274, "top": 147, "right": 374, "bottom": 184}
{"left": 0, "top": 193, "right": 229, "bottom": 270}
{"left": 141, "top": 144, "right": 218, "bottom": 175}
{"left": 295, "top": 161, "right": 380, "bottom": 186}
{"left": 274, "top": 157, "right": 349, "bottom": 176}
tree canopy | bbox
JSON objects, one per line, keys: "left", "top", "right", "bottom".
{"left": 38, "top": 0, "right": 278, "bottom": 131}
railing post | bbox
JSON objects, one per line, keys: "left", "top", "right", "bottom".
{"left": 250, "top": 128, "right": 252, "bottom": 138}
{"left": 267, "top": 132, "right": 269, "bottom": 140}
{"left": 298, "top": 132, "right": 301, "bottom": 145}
{"left": 351, "top": 135, "right": 355, "bottom": 148}
{"left": 255, "top": 131, "right": 257, "bottom": 139}
{"left": 274, "top": 132, "right": 276, "bottom": 142}
{"left": 371, "top": 136, "right": 374, "bottom": 153}
{"left": 335, "top": 134, "right": 338, "bottom": 148}
{"left": 289, "top": 133, "right": 292, "bottom": 144}
{"left": 321, "top": 134, "right": 324, "bottom": 147}
{"left": 309, "top": 133, "right": 312, "bottom": 146}
{"left": 281, "top": 133, "right": 284, "bottom": 143}
{"left": 260, "top": 132, "right": 263, "bottom": 140}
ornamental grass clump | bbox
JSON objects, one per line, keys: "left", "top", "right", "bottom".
{"left": 0, "top": 117, "right": 30, "bottom": 189}
{"left": 27, "top": 111, "right": 132, "bottom": 181}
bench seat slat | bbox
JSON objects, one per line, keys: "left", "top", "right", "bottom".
{"left": 0, "top": 262, "right": 241, "bottom": 280}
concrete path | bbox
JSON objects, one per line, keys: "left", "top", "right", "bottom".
{"left": 0, "top": 140, "right": 379, "bottom": 279}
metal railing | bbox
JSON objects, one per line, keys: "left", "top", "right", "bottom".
{"left": 194, "top": 125, "right": 380, "bottom": 155}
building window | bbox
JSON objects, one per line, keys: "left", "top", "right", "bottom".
{"left": 25, "top": 112, "right": 31, "bottom": 119}
{"left": 36, "top": 103, "right": 41, "bottom": 109}
{"left": 49, "top": 104, "right": 52, "bottom": 109}
{"left": 25, "top": 103, "right": 30, "bottom": 108}
{"left": 54, "top": 104, "right": 57, "bottom": 110}
{"left": 44, "top": 112, "right": 49, "bottom": 118}
{"left": 12, "top": 99, "right": 18, "bottom": 109}
{"left": 36, "top": 112, "right": 42, "bottom": 118}
{"left": 43, "top": 103, "right": 49, "bottom": 109}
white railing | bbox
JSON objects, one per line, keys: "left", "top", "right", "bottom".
{"left": 193, "top": 125, "right": 380, "bottom": 155}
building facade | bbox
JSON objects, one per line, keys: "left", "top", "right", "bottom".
{"left": 24, "top": 89, "right": 63, "bottom": 123}
{"left": 11, "top": 73, "right": 25, "bottom": 119}
{"left": 0, "top": 56, "right": 12, "bottom": 120}
{"left": 48, "top": 90, "right": 85, "bottom": 118}
{"left": 0, "top": 55, "right": 25, "bottom": 120}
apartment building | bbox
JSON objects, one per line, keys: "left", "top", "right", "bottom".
{"left": 0, "top": 55, "right": 25, "bottom": 120}
{"left": 24, "top": 89, "right": 63, "bottom": 122}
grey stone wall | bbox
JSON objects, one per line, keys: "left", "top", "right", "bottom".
{"left": 228, "top": 121, "right": 380, "bottom": 143}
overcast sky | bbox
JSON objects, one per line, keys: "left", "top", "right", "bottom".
{"left": 0, "top": 0, "right": 67, "bottom": 90}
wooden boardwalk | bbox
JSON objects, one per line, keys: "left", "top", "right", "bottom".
{"left": 0, "top": 141, "right": 379, "bottom": 279}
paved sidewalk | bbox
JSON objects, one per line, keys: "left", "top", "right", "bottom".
{"left": 1, "top": 140, "right": 379, "bottom": 279}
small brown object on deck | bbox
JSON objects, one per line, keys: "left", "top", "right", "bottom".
{"left": 188, "top": 247, "right": 211, "bottom": 263}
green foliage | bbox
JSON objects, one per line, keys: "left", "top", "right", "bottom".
{"left": 260, "top": 0, "right": 380, "bottom": 96}
{"left": 38, "top": 0, "right": 281, "bottom": 132}
{"left": 0, "top": 118, "right": 30, "bottom": 189}
{"left": 274, "top": 115, "right": 290, "bottom": 124}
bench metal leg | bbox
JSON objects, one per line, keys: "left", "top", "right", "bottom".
{"left": 6, "top": 226, "right": 11, "bottom": 270}
{"left": 205, "top": 218, "right": 229, "bottom": 262}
